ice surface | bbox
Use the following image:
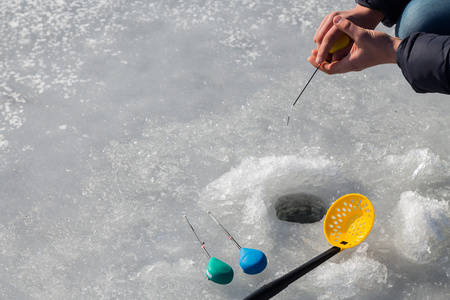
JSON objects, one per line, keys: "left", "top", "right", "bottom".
{"left": 306, "top": 243, "right": 388, "bottom": 300}
{"left": 1, "top": 0, "right": 449, "bottom": 299}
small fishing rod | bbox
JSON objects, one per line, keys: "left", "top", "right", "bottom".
{"left": 207, "top": 211, "right": 242, "bottom": 249}
{"left": 185, "top": 215, "right": 212, "bottom": 259}
{"left": 287, "top": 34, "right": 350, "bottom": 125}
{"left": 207, "top": 211, "right": 267, "bottom": 275}
{"left": 184, "top": 215, "right": 234, "bottom": 285}
{"left": 286, "top": 64, "right": 321, "bottom": 125}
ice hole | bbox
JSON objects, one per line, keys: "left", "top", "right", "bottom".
{"left": 274, "top": 193, "right": 326, "bottom": 224}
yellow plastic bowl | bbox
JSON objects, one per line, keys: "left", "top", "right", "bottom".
{"left": 323, "top": 193, "right": 375, "bottom": 250}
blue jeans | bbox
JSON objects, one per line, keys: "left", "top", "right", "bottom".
{"left": 395, "top": 0, "right": 450, "bottom": 39}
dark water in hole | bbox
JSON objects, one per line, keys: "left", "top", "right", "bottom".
{"left": 275, "top": 193, "right": 326, "bottom": 223}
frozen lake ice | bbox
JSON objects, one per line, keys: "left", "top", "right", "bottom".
{"left": 1, "top": 0, "right": 449, "bottom": 299}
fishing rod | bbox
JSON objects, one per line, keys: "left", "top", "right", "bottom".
{"left": 208, "top": 211, "right": 268, "bottom": 275}
{"left": 287, "top": 64, "right": 321, "bottom": 125}
{"left": 184, "top": 215, "right": 234, "bottom": 285}
{"left": 287, "top": 34, "right": 350, "bottom": 125}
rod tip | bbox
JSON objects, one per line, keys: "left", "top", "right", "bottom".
{"left": 207, "top": 210, "right": 211, "bottom": 214}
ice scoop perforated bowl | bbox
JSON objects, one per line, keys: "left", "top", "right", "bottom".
{"left": 324, "top": 193, "right": 374, "bottom": 250}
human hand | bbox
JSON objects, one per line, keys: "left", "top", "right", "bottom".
{"left": 314, "top": 5, "right": 384, "bottom": 64}
{"left": 308, "top": 16, "right": 402, "bottom": 74}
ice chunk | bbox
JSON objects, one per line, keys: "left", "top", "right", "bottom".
{"left": 393, "top": 191, "right": 449, "bottom": 263}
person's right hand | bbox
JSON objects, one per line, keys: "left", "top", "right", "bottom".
{"left": 309, "top": 16, "right": 402, "bottom": 74}
{"left": 314, "top": 4, "right": 385, "bottom": 64}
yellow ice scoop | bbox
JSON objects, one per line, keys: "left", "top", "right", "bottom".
{"left": 244, "top": 193, "right": 374, "bottom": 300}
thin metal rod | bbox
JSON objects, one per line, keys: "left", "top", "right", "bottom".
{"left": 207, "top": 211, "right": 241, "bottom": 250}
{"left": 184, "top": 215, "right": 211, "bottom": 259}
{"left": 287, "top": 64, "right": 321, "bottom": 126}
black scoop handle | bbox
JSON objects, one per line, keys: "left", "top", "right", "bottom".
{"left": 243, "top": 246, "right": 341, "bottom": 300}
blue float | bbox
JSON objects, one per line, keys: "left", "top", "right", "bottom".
{"left": 239, "top": 247, "right": 268, "bottom": 275}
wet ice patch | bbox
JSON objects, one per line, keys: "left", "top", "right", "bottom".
{"left": 393, "top": 191, "right": 449, "bottom": 264}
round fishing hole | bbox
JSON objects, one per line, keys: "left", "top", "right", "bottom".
{"left": 274, "top": 193, "right": 326, "bottom": 224}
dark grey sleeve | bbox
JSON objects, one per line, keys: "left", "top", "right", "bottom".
{"left": 356, "top": 0, "right": 411, "bottom": 27}
{"left": 396, "top": 32, "right": 450, "bottom": 94}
